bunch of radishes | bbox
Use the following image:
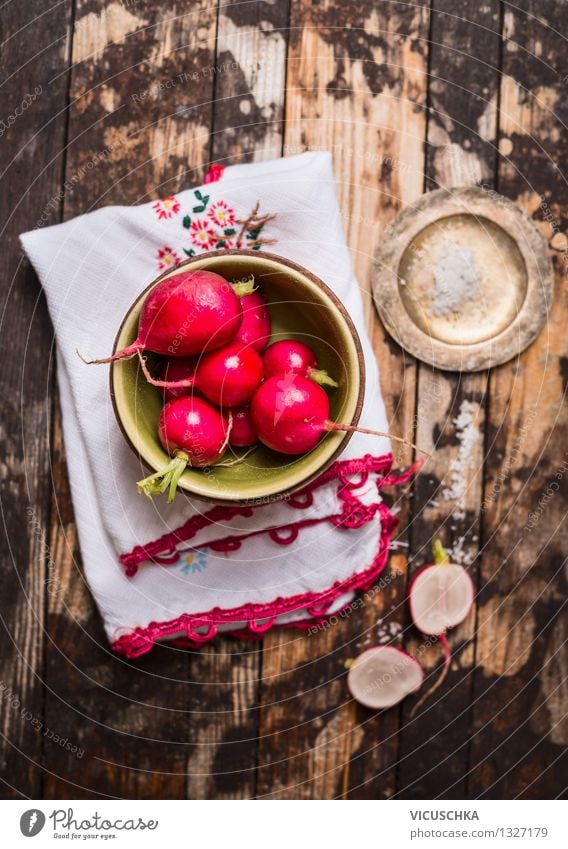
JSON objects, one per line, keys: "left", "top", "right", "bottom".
{"left": 83, "top": 268, "right": 395, "bottom": 502}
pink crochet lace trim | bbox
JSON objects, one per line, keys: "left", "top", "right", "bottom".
{"left": 112, "top": 453, "right": 421, "bottom": 658}
{"left": 119, "top": 453, "right": 410, "bottom": 576}
{"left": 113, "top": 501, "right": 396, "bottom": 658}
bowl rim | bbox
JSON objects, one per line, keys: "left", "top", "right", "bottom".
{"left": 109, "top": 248, "right": 366, "bottom": 505}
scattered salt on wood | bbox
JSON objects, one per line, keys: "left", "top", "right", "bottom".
{"left": 449, "top": 534, "right": 474, "bottom": 567}
{"left": 442, "top": 399, "right": 481, "bottom": 519}
{"left": 376, "top": 618, "right": 403, "bottom": 645}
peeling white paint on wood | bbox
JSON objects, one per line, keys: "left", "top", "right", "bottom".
{"left": 72, "top": 2, "right": 148, "bottom": 64}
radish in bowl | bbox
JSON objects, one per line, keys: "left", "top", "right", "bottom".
{"left": 79, "top": 269, "right": 245, "bottom": 363}
{"left": 137, "top": 396, "right": 232, "bottom": 502}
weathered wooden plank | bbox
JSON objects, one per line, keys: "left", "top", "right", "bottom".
{"left": 468, "top": 0, "right": 568, "bottom": 799}
{"left": 256, "top": 0, "right": 430, "bottom": 799}
{"left": 42, "top": 0, "right": 219, "bottom": 798}
{"left": 0, "top": 0, "right": 74, "bottom": 799}
{"left": 212, "top": 0, "right": 289, "bottom": 164}
{"left": 396, "top": 0, "right": 501, "bottom": 799}
{"left": 184, "top": 641, "right": 262, "bottom": 799}
{"left": 183, "top": 0, "right": 290, "bottom": 800}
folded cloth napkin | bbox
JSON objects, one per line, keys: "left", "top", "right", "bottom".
{"left": 21, "top": 152, "right": 408, "bottom": 657}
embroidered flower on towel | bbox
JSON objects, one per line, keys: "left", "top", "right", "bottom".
{"left": 156, "top": 246, "right": 182, "bottom": 270}
{"left": 208, "top": 200, "right": 235, "bottom": 228}
{"left": 152, "top": 196, "right": 181, "bottom": 220}
{"left": 189, "top": 218, "right": 216, "bottom": 249}
{"left": 152, "top": 185, "right": 277, "bottom": 261}
{"left": 177, "top": 550, "right": 209, "bottom": 575}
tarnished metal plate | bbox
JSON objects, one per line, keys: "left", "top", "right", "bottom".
{"left": 373, "top": 187, "right": 553, "bottom": 371}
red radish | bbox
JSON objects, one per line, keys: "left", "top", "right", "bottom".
{"left": 137, "top": 397, "right": 231, "bottom": 502}
{"left": 232, "top": 278, "right": 271, "bottom": 352}
{"left": 347, "top": 646, "right": 424, "bottom": 710}
{"left": 263, "top": 340, "right": 338, "bottom": 387}
{"left": 229, "top": 405, "right": 258, "bottom": 447}
{"left": 250, "top": 373, "right": 416, "bottom": 457}
{"left": 79, "top": 270, "right": 243, "bottom": 364}
{"left": 139, "top": 342, "right": 263, "bottom": 408}
{"left": 158, "top": 357, "right": 195, "bottom": 402}
{"left": 190, "top": 344, "right": 263, "bottom": 407}
{"left": 250, "top": 374, "right": 328, "bottom": 454}
{"left": 408, "top": 539, "right": 475, "bottom": 714}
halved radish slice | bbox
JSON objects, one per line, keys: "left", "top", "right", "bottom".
{"left": 409, "top": 559, "right": 474, "bottom": 635}
{"left": 347, "top": 646, "right": 424, "bottom": 710}
{"left": 408, "top": 539, "right": 475, "bottom": 714}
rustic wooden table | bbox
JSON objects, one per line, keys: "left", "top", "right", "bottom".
{"left": 1, "top": 0, "right": 566, "bottom": 800}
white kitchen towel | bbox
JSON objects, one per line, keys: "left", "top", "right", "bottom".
{"left": 20, "top": 152, "right": 401, "bottom": 657}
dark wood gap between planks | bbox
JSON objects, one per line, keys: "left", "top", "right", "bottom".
{"left": 393, "top": 0, "right": 436, "bottom": 795}
{"left": 464, "top": 0, "right": 506, "bottom": 797}
{"left": 183, "top": 0, "right": 293, "bottom": 801}
{"left": 39, "top": 0, "right": 79, "bottom": 802}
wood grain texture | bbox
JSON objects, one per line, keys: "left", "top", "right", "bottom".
{"left": 396, "top": 0, "right": 501, "bottom": 800}
{"left": 256, "top": 0, "right": 430, "bottom": 800}
{"left": 42, "top": 0, "right": 219, "bottom": 799}
{"left": 468, "top": 0, "right": 568, "bottom": 799}
{"left": 0, "top": 0, "right": 74, "bottom": 799}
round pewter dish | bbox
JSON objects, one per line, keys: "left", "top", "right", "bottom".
{"left": 372, "top": 187, "right": 553, "bottom": 372}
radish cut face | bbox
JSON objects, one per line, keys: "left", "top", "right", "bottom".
{"left": 347, "top": 646, "right": 423, "bottom": 710}
{"left": 409, "top": 564, "right": 474, "bottom": 635}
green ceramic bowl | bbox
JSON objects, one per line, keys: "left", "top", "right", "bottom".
{"left": 110, "top": 250, "right": 365, "bottom": 505}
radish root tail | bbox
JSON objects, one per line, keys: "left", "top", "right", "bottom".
{"left": 410, "top": 633, "right": 451, "bottom": 717}
{"left": 324, "top": 421, "right": 431, "bottom": 461}
{"left": 137, "top": 351, "right": 194, "bottom": 390}
{"left": 216, "top": 445, "right": 256, "bottom": 467}
{"left": 220, "top": 412, "right": 233, "bottom": 456}
{"left": 76, "top": 342, "right": 141, "bottom": 365}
